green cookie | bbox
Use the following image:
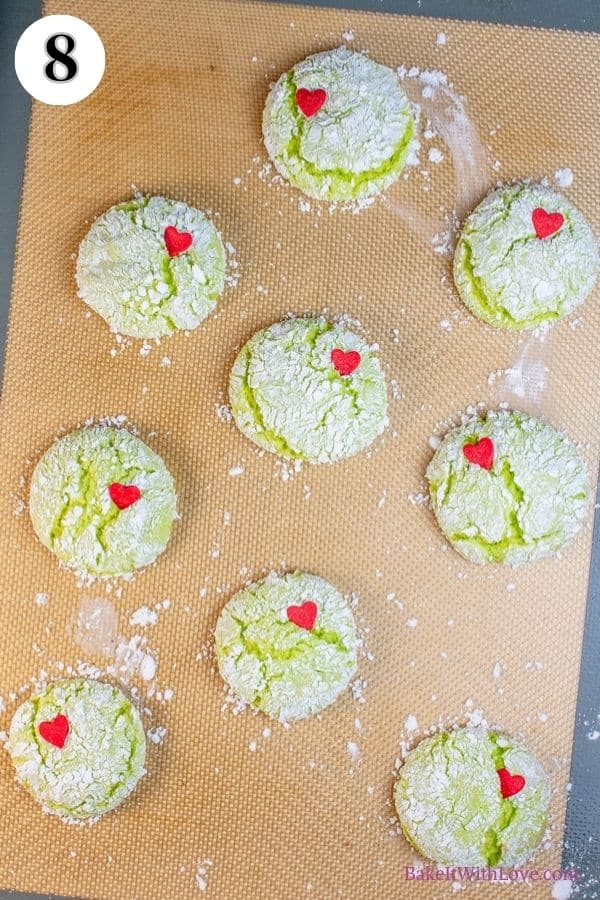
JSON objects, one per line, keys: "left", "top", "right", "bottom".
{"left": 426, "top": 409, "right": 589, "bottom": 566}
{"left": 6, "top": 679, "right": 146, "bottom": 820}
{"left": 454, "top": 183, "right": 598, "bottom": 329}
{"left": 263, "top": 48, "right": 414, "bottom": 201}
{"left": 395, "top": 727, "right": 550, "bottom": 867}
{"left": 76, "top": 195, "right": 226, "bottom": 338}
{"left": 215, "top": 572, "right": 358, "bottom": 722}
{"left": 229, "top": 317, "right": 388, "bottom": 463}
{"left": 29, "top": 426, "right": 177, "bottom": 577}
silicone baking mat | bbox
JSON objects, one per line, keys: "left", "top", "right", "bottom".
{"left": 0, "top": 1, "right": 598, "bottom": 897}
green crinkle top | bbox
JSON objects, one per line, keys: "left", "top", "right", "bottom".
{"left": 29, "top": 426, "right": 177, "bottom": 577}
{"left": 76, "top": 195, "right": 227, "bottom": 338}
{"left": 229, "top": 317, "right": 388, "bottom": 463}
{"left": 262, "top": 48, "right": 414, "bottom": 201}
{"left": 394, "top": 727, "right": 550, "bottom": 867}
{"left": 426, "top": 409, "right": 589, "bottom": 566}
{"left": 6, "top": 679, "right": 146, "bottom": 820}
{"left": 454, "top": 183, "right": 599, "bottom": 330}
{"left": 214, "top": 572, "right": 358, "bottom": 722}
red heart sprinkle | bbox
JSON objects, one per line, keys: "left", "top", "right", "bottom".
{"left": 532, "top": 208, "right": 564, "bottom": 239}
{"left": 463, "top": 437, "right": 494, "bottom": 470}
{"left": 109, "top": 482, "right": 141, "bottom": 510}
{"left": 287, "top": 601, "right": 318, "bottom": 631}
{"left": 164, "top": 225, "right": 193, "bottom": 257}
{"left": 497, "top": 767, "right": 525, "bottom": 798}
{"left": 331, "top": 348, "right": 361, "bottom": 376}
{"left": 295, "top": 87, "right": 327, "bottom": 117}
{"left": 38, "top": 714, "right": 69, "bottom": 749}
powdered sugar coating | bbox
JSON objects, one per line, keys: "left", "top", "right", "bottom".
{"left": 6, "top": 679, "right": 146, "bottom": 820}
{"left": 77, "top": 195, "right": 226, "bottom": 338}
{"left": 229, "top": 317, "right": 388, "bottom": 463}
{"left": 263, "top": 48, "right": 414, "bottom": 200}
{"left": 29, "top": 426, "right": 177, "bottom": 577}
{"left": 394, "top": 727, "right": 550, "bottom": 866}
{"left": 426, "top": 410, "right": 589, "bottom": 566}
{"left": 215, "top": 572, "right": 358, "bottom": 722}
{"left": 454, "top": 183, "right": 598, "bottom": 329}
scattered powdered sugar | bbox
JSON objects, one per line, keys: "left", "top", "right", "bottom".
{"left": 552, "top": 880, "right": 573, "bottom": 900}
{"left": 492, "top": 334, "right": 550, "bottom": 413}
{"left": 35, "top": 592, "right": 49, "bottom": 606}
{"left": 428, "top": 147, "right": 444, "bottom": 164}
{"left": 147, "top": 725, "right": 167, "bottom": 745}
{"left": 195, "top": 859, "right": 214, "bottom": 892}
{"left": 228, "top": 465, "right": 244, "bottom": 477}
{"left": 73, "top": 596, "right": 119, "bottom": 658}
{"left": 392, "top": 64, "right": 489, "bottom": 234}
{"left": 554, "top": 167, "right": 573, "bottom": 189}
{"left": 404, "top": 714, "right": 418, "bottom": 733}
{"left": 351, "top": 677, "right": 366, "bottom": 704}
{"left": 436, "top": 32, "right": 446, "bottom": 46}
{"left": 346, "top": 740, "right": 361, "bottom": 763}
{"left": 274, "top": 458, "right": 302, "bottom": 483}
{"left": 464, "top": 705, "right": 487, "bottom": 728}
{"left": 115, "top": 635, "right": 157, "bottom": 682}
{"left": 215, "top": 403, "right": 233, "bottom": 424}
{"left": 130, "top": 606, "right": 158, "bottom": 628}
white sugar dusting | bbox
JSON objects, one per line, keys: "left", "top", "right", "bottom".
{"left": 492, "top": 334, "right": 551, "bottom": 414}
{"left": 554, "top": 167, "right": 573, "bottom": 189}
{"left": 116, "top": 636, "right": 157, "bottom": 681}
{"left": 552, "top": 880, "right": 573, "bottom": 900}
{"left": 346, "top": 740, "right": 361, "bottom": 763}
{"left": 130, "top": 606, "right": 158, "bottom": 627}
{"left": 384, "top": 65, "right": 489, "bottom": 245}
{"left": 73, "top": 596, "right": 119, "bottom": 658}
{"left": 195, "top": 859, "right": 214, "bottom": 892}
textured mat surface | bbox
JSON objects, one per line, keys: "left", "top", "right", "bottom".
{"left": 0, "top": 1, "right": 598, "bottom": 897}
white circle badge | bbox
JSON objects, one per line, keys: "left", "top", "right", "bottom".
{"left": 15, "top": 15, "right": 105, "bottom": 106}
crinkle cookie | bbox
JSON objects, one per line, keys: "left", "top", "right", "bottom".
{"left": 229, "top": 317, "right": 388, "bottom": 463}
{"left": 76, "top": 195, "right": 227, "bottom": 338}
{"left": 263, "top": 48, "right": 414, "bottom": 201}
{"left": 394, "top": 727, "right": 550, "bottom": 867}
{"left": 6, "top": 679, "right": 146, "bottom": 820}
{"left": 426, "top": 409, "right": 589, "bottom": 566}
{"left": 454, "top": 183, "right": 599, "bottom": 329}
{"left": 29, "top": 426, "right": 177, "bottom": 577}
{"left": 215, "top": 572, "right": 358, "bottom": 722}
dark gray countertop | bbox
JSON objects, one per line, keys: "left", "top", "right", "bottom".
{"left": 1, "top": 1, "right": 599, "bottom": 897}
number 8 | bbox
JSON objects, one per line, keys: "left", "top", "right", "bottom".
{"left": 44, "top": 33, "right": 78, "bottom": 83}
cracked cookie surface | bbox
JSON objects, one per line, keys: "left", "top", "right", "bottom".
{"left": 214, "top": 572, "right": 358, "bottom": 722}
{"left": 229, "top": 317, "right": 388, "bottom": 463}
{"left": 394, "top": 727, "right": 550, "bottom": 867}
{"left": 454, "top": 183, "right": 598, "bottom": 329}
{"left": 263, "top": 48, "right": 414, "bottom": 201}
{"left": 6, "top": 679, "right": 146, "bottom": 820}
{"left": 29, "top": 426, "right": 177, "bottom": 577}
{"left": 76, "top": 195, "right": 226, "bottom": 338}
{"left": 426, "top": 410, "right": 589, "bottom": 566}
